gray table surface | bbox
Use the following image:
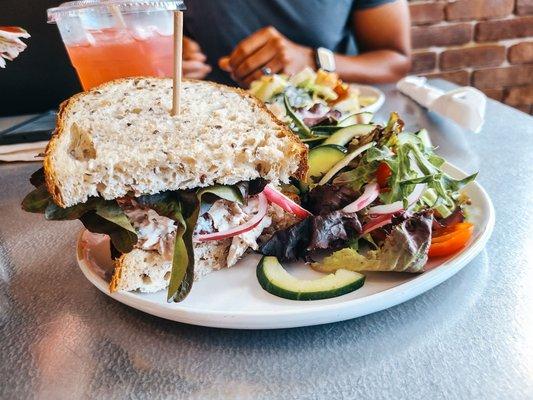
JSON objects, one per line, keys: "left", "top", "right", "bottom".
{"left": 1, "top": 81, "right": 532, "bottom": 400}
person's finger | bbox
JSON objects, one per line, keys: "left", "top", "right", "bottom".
{"left": 185, "top": 52, "right": 207, "bottom": 62}
{"left": 185, "top": 68, "right": 212, "bottom": 79}
{"left": 233, "top": 38, "right": 278, "bottom": 80}
{"left": 219, "top": 56, "right": 231, "bottom": 72}
{"left": 183, "top": 36, "right": 201, "bottom": 53}
{"left": 242, "top": 57, "right": 284, "bottom": 87}
{"left": 184, "top": 67, "right": 212, "bottom": 79}
{"left": 182, "top": 60, "right": 212, "bottom": 74}
{"left": 228, "top": 26, "right": 280, "bottom": 71}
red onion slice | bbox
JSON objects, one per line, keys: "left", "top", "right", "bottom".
{"left": 342, "top": 182, "right": 380, "bottom": 213}
{"left": 367, "top": 183, "right": 426, "bottom": 215}
{"left": 263, "top": 184, "right": 312, "bottom": 218}
{"left": 194, "top": 193, "right": 269, "bottom": 242}
{"left": 361, "top": 214, "right": 394, "bottom": 235}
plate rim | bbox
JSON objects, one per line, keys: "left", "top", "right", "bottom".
{"left": 77, "top": 162, "right": 495, "bottom": 328}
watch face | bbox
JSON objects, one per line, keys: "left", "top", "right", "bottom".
{"left": 317, "top": 47, "right": 336, "bottom": 72}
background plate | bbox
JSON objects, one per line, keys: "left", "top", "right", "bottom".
{"left": 352, "top": 84, "right": 386, "bottom": 114}
{"left": 77, "top": 163, "right": 494, "bottom": 329}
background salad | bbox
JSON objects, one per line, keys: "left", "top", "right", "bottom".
{"left": 249, "top": 68, "right": 377, "bottom": 141}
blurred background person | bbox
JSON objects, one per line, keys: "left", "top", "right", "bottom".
{"left": 182, "top": 0, "right": 412, "bottom": 87}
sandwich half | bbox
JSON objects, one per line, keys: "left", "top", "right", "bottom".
{"left": 23, "top": 77, "right": 307, "bottom": 301}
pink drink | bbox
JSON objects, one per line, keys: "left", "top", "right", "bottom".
{"left": 66, "top": 29, "right": 173, "bottom": 90}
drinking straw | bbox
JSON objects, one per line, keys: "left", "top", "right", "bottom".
{"left": 110, "top": 4, "right": 127, "bottom": 29}
{"left": 171, "top": 11, "right": 183, "bottom": 116}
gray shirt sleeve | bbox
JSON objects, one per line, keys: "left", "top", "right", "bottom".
{"left": 353, "top": 0, "right": 397, "bottom": 10}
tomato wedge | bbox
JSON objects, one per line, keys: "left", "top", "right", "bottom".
{"left": 376, "top": 162, "right": 392, "bottom": 188}
{"left": 429, "top": 222, "right": 473, "bottom": 258}
{"left": 432, "top": 222, "right": 473, "bottom": 244}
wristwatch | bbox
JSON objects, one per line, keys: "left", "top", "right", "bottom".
{"left": 315, "top": 47, "right": 336, "bottom": 72}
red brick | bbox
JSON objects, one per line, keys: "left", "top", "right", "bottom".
{"left": 411, "top": 24, "right": 473, "bottom": 49}
{"left": 440, "top": 45, "right": 505, "bottom": 70}
{"left": 473, "top": 65, "right": 533, "bottom": 88}
{"left": 409, "top": 2, "right": 444, "bottom": 25}
{"left": 411, "top": 51, "right": 437, "bottom": 73}
{"left": 423, "top": 70, "right": 470, "bottom": 86}
{"left": 481, "top": 88, "right": 504, "bottom": 102}
{"left": 508, "top": 42, "right": 533, "bottom": 64}
{"left": 516, "top": 0, "right": 533, "bottom": 15}
{"left": 503, "top": 84, "right": 533, "bottom": 106}
{"left": 446, "top": 0, "right": 514, "bottom": 21}
{"left": 475, "top": 16, "right": 533, "bottom": 42}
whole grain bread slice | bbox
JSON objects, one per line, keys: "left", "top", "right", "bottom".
{"left": 110, "top": 239, "right": 232, "bottom": 293}
{"left": 44, "top": 77, "right": 307, "bottom": 207}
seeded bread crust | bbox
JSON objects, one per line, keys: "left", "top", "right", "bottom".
{"left": 44, "top": 77, "right": 307, "bottom": 208}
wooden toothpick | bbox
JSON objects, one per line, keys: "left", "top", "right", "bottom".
{"left": 171, "top": 11, "right": 183, "bottom": 116}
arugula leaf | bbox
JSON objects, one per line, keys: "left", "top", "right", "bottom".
{"left": 167, "top": 208, "right": 194, "bottom": 302}
{"left": 21, "top": 185, "right": 51, "bottom": 213}
{"left": 79, "top": 211, "right": 137, "bottom": 254}
{"left": 441, "top": 172, "right": 478, "bottom": 192}
{"left": 95, "top": 201, "right": 137, "bottom": 234}
{"left": 22, "top": 171, "right": 138, "bottom": 253}
{"left": 333, "top": 163, "right": 377, "bottom": 192}
{"left": 45, "top": 198, "right": 98, "bottom": 220}
{"left": 136, "top": 191, "right": 182, "bottom": 219}
{"left": 30, "top": 167, "right": 46, "bottom": 187}
{"left": 365, "top": 145, "right": 395, "bottom": 163}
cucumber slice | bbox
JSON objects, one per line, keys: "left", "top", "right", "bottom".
{"left": 257, "top": 256, "right": 365, "bottom": 300}
{"left": 308, "top": 144, "right": 347, "bottom": 178}
{"left": 318, "top": 141, "right": 375, "bottom": 185}
{"left": 311, "top": 125, "right": 340, "bottom": 135}
{"left": 338, "top": 112, "right": 373, "bottom": 127}
{"left": 301, "top": 135, "right": 329, "bottom": 144}
{"left": 322, "top": 124, "right": 376, "bottom": 146}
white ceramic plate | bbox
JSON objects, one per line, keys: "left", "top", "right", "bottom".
{"left": 77, "top": 163, "right": 494, "bottom": 329}
{"left": 352, "top": 84, "right": 386, "bottom": 114}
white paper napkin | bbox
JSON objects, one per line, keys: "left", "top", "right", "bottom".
{"left": 0, "top": 141, "right": 46, "bottom": 162}
{"left": 397, "top": 76, "right": 486, "bottom": 133}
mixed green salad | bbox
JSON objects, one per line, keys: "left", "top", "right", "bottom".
{"left": 255, "top": 111, "right": 478, "bottom": 301}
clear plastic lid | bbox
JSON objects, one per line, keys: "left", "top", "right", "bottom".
{"left": 47, "top": 0, "right": 186, "bottom": 23}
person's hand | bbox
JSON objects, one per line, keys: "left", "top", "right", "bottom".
{"left": 183, "top": 36, "right": 211, "bottom": 79}
{"left": 218, "top": 26, "right": 315, "bottom": 87}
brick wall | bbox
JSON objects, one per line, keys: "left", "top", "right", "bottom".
{"left": 409, "top": 0, "right": 533, "bottom": 114}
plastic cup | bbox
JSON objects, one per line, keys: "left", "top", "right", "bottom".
{"left": 48, "top": 0, "right": 185, "bottom": 90}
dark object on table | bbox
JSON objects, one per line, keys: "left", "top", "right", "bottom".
{"left": 0, "top": 111, "right": 55, "bottom": 145}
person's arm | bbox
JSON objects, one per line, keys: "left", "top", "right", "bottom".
{"left": 219, "top": 0, "right": 411, "bottom": 87}
{"left": 335, "top": 0, "right": 411, "bottom": 83}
